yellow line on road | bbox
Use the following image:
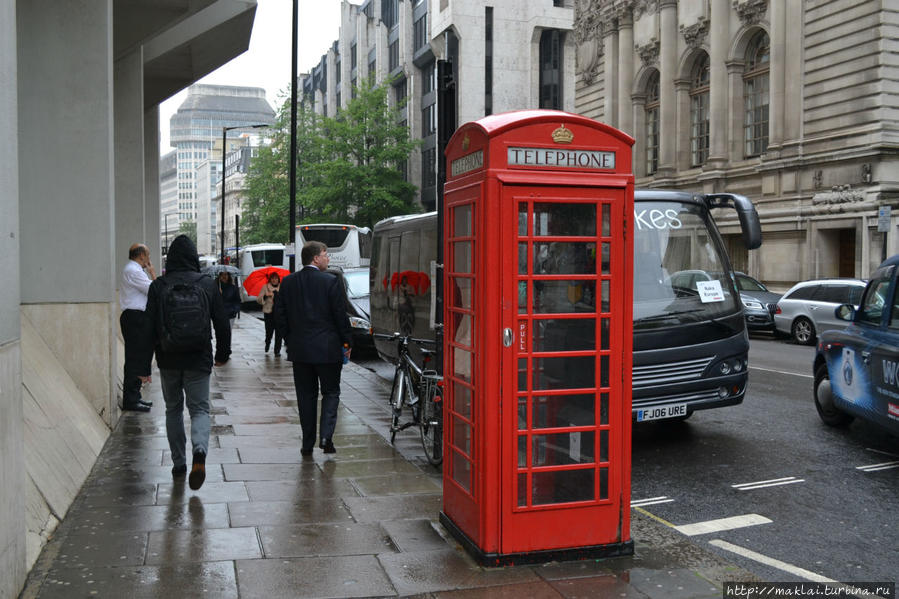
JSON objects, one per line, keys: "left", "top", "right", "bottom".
{"left": 633, "top": 506, "right": 676, "bottom": 528}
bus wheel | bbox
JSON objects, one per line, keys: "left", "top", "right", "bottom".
{"left": 791, "top": 317, "right": 816, "bottom": 345}
{"left": 814, "top": 364, "right": 853, "bottom": 426}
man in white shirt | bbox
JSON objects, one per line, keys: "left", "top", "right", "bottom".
{"left": 120, "top": 243, "right": 156, "bottom": 412}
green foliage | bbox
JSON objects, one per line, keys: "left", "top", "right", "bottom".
{"left": 178, "top": 221, "right": 197, "bottom": 245}
{"left": 241, "top": 78, "right": 419, "bottom": 244}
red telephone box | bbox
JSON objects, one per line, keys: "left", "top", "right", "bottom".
{"left": 439, "top": 110, "right": 635, "bottom": 566}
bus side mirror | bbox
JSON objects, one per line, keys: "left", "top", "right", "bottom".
{"left": 706, "top": 193, "right": 763, "bottom": 250}
{"left": 835, "top": 304, "right": 855, "bottom": 321}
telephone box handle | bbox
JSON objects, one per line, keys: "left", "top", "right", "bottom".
{"left": 503, "top": 328, "right": 513, "bottom": 347}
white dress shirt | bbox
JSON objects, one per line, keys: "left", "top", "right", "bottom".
{"left": 120, "top": 260, "right": 152, "bottom": 311}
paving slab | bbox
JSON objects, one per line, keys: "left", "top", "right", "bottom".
{"left": 145, "top": 527, "right": 262, "bottom": 564}
{"left": 227, "top": 499, "right": 353, "bottom": 527}
{"left": 258, "top": 522, "right": 395, "bottom": 558}
{"left": 235, "top": 555, "right": 396, "bottom": 599}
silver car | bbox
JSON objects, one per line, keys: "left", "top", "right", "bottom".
{"left": 774, "top": 278, "right": 866, "bottom": 344}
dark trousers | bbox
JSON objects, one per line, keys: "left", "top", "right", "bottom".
{"left": 263, "top": 312, "right": 282, "bottom": 352}
{"left": 292, "top": 362, "right": 342, "bottom": 450}
{"left": 120, "top": 309, "right": 150, "bottom": 407}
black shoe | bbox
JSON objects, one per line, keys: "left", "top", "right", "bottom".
{"left": 300, "top": 448, "right": 313, "bottom": 457}
{"left": 320, "top": 439, "right": 336, "bottom": 454}
{"left": 265, "top": 343, "right": 270, "bottom": 353}
{"left": 189, "top": 451, "right": 206, "bottom": 490}
{"left": 172, "top": 464, "right": 187, "bottom": 478}
{"left": 121, "top": 403, "right": 150, "bottom": 412}
{"left": 138, "top": 399, "right": 153, "bottom": 408}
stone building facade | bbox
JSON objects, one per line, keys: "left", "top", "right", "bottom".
{"left": 302, "top": 0, "right": 575, "bottom": 210}
{"left": 575, "top": 0, "right": 899, "bottom": 289}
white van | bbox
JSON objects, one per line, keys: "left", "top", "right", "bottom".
{"left": 237, "top": 242, "right": 288, "bottom": 303}
{"left": 296, "top": 224, "right": 372, "bottom": 269}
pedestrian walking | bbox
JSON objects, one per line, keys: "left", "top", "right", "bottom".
{"left": 141, "top": 235, "right": 231, "bottom": 489}
{"left": 217, "top": 271, "right": 241, "bottom": 328}
{"left": 257, "top": 272, "right": 282, "bottom": 354}
{"left": 273, "top": 241, "right": 352, "bottom": 456}
{"left": 119, "top": 243, "right": 156, "bottom": 412}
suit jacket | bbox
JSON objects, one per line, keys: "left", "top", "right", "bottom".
{"left": 273, "top": 266, "right": 352, "bottom": 364}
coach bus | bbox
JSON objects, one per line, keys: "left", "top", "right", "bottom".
{"left": 296, "top": 223, "right": 372, "bottom": 269}
{"left": 370, "top": 190, "right": 762, "bottom": 422}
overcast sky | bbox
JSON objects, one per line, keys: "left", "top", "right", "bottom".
{"left": 158, "top": 0, "right": 353, "bottom": 153}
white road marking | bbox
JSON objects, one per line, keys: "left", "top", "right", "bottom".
{"left": 630, "top": 496, "right": 674, "bottom": 507}
{"left": 674, "top": 514, "right": 771, "bottom": 536}
{"left": 709, "top": 539, "right": 838, "bottom": 583}
{"left": 866, "top": 447, "right": 899, "bottom": 459}
{"left": 749, "top": 365, "right": 813, "bottom": 379}
{"left": 857, "top": 460, "right": 899, "bottom": 472}
{"left": 732, "top": 476, "right": 805, "bottom": 491}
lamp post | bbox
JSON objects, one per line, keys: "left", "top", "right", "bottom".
{"left": 289, "top": 0, "right": 298, "bottom": 272}
{"left": 221, "top": 124, "right": 268, "bottom": 263}
{"left": 163, "top": 213, "right": 173, "bottom": 255}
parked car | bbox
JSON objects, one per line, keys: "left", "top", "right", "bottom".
{"left": 774, "top": 278, "right": 867, "bottom": 344}
{"left": 812, "top": 256, "right": 899, "bottom": 436}
{"left": 328, "top": 266, "right": 374, "bottom": 352}
{"left": 734, "top": 272, "right": 781, "bottom": 332}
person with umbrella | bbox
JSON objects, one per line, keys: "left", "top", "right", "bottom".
{"left": 256, "top": 271, "right": 283, "bottom": 354}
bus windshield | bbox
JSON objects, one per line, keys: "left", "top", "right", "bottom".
{"left": 250, "top": 249, "right": 284, "bottom": 267}
{"left": 633, "top": 201, "right": 739, "bottom": 329}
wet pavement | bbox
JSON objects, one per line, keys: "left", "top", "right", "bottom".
{"left": 20, "top": 315, "right": 759, "bottom": 598}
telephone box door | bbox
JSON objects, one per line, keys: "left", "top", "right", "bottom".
{"left": 501, "top": 184, "right": 628, "bottom": 552}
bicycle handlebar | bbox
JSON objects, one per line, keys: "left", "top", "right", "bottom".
{"left": 372, "top": 332, "right": 436, "bottom": 346}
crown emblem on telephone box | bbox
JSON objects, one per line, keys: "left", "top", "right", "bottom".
{"left": 551, "top": 124, "right": 574, "bottom": 144}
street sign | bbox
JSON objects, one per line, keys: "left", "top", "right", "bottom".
{"left": 284, "top": 243, "right": 296, "bottom": 257}
{"left": 878, "top": 205, "right": 891, "bottom": 233}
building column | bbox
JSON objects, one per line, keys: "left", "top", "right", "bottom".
{"left": 657, "top": 0, "right": 677, "bottom": 176}
{"left": 144, "top": 107, "right": 161, "bottom": 267}
{"left": 17, "top": 0, "right": 117, "bottom": 420}
{"left": 114, "top": 47, "right": 146, "bottom": 279}
{"left": 0, "top": 1, "right": 25, "bottom": 597}
{"left": 707, "top": 0, "right": 729, "bottom": 167}
{"left": 602, "top": 23, "right": 618, "bottom": 127}
{"left": 767, "top": 0, "right": 785, "bottom": 155}
{"left": 616, "top": 7, "right": 634, "bottom": 136}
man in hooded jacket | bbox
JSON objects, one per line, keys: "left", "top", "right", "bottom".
{"left": 141, "top": 235, "right": 231, "bottom": 490}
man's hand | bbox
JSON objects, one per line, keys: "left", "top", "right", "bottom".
{"left": 145, "top": 261, "right": 157, "bottom": 280}
{"left": 214, "top": 361, "right": 227, "bottom": 367}
{"left": 139, "top": 375, "right": 152, "bottom": 384}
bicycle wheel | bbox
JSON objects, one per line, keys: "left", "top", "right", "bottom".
{"left": 388, "top": 366, "right": 405, "bottom": 444}
{"left": 420, "top": 393, "right": 443, "bottom": 466}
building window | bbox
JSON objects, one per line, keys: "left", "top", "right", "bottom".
{"left": 336, "top": 58, "right": 341, "bottom": 84}
{"left": 351, "top": 42, "right": 357, "bottom": 70}
{"left": 422, "top": 104, "right": 436, "bottom": 136}
{"left": 485, "top": 7, "right": 493, "bottom": 115}
{"left": 414, "top": 13, "right": 428, "bottom": 53}
{"left": 743, "top": 30, "right": 770, "bottom": 158}
{"left": 422, "top": 147, "right": 436, "bottom": 189}
{"left": 689, "top": 52, "right": 710, "bottom": 167}
{"left": 539, "top": 29, "right": 563, "bottom": 109}
{"left": 368, "top": 48, "right": 376, "bottom": 82}
{"left": 422, "top": 61, "right": 436, "bottom": 94}
{"left": 389, "top": 40, "right": 400, "bottom": 72}
{"left": 645, "top": 70, "right": 660, "bottom": 175}
{"left": 382, "top": 0, "right": 398, "bottom": 28}
{"left": 351, "top": 77, "right": 357, "bottom": 99}
{"left": 394, "top": 78, "right": 407, "bottom": 106}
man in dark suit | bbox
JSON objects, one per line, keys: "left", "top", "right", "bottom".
{"left": 274, "top": 241, "right": 352, "bottom": 455}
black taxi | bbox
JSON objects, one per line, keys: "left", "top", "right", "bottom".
{"left": 813, "top": 255, "right": 899, "bottom": 436}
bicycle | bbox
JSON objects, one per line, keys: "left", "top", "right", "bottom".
{"left": 376, "top": 333, "right": 443, "bottom": 466}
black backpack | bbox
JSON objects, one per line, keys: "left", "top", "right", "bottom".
{"left": 158, "top": 274, "right": 211, "bottom": 352}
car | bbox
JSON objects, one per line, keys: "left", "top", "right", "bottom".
{"left": 812, "top": 256, "right": 899, "bottom": 436}
{"left": 327, "top": 266, "right": 375, "bottom": 352}
{"left": 774, "top": 278, "right": 867, "bottom": 345}
{"left": 734, "top": 272, "right": 781, "bottom": 332}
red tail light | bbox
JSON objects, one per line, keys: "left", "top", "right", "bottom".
{"left": 775, "top": 306, "right": 782, "bottom": 314}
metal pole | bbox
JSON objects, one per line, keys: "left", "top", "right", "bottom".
{"left": 235, "top": 214, "right": 240, "bottom": 269}
{"left": 435, "top": 59, "right": 456, "bottom": 377}
{"left": 288, "top": 0, "right": 298, "bottom": 272}
{"left": 220, "top": 126, "right": 227, "bottom": 263}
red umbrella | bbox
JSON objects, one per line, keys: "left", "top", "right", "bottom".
{"left": 243, "top": 266, "right": 289, "bottom": 297}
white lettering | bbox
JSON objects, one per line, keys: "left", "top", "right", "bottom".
{"left": 451, "top": 150, "right": 484, "bottom": 177}
{"left": 883, "top": 360, "right": 899, "bottom": 385}
{"left": 634, "top": 208, "right": 684, "bottom": 231}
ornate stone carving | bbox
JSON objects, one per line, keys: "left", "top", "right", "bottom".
{"left": 680, "top": 18, "right": 709, "bottom": 49}
{"left": 812, "top": 185, "right": 865, "bottom": 205}
{"left": 633, "top": 0, "right": 658, "bottom": 20}
{"left": 616, "top": 0, "right": 635, "bottom": 25}
{"left": 636, "top": 39, "right": 660, "bottom": 67}
{"left": 733, "top": 0, "right": 768, "bottom": 27}
{"left": 575, "top": 0, "right": 604, "bottom": 84}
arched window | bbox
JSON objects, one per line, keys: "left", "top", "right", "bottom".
{"left": 743, "top": 31, "right": 770, "bottom": 157}
{"left": 689, "top": 53, "right": 710, "bottom": 167}
{"left": 645, "top": 71, "right": 660, "bottom": 175}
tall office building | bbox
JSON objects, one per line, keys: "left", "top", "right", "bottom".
{"left": 301, "top": 0, "right": 575, "bottom": 210}
{"left": 168, "top": 84, "right": 274, "bottom": 254}
{"left": 159, "top": 150, "right": 177, "bottom": 253}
